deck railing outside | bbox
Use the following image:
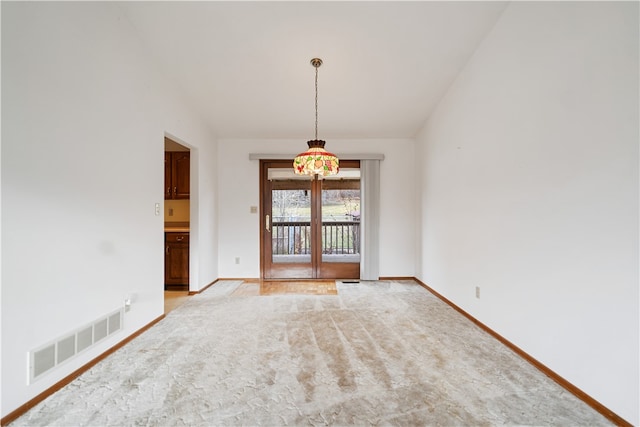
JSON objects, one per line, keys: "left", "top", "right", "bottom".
{"left": 272, "top": 219, "right": 360, "bottom": 255}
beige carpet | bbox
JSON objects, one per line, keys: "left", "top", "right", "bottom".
{"left": 11, "top": 280, "right": 610, "bottom": 426}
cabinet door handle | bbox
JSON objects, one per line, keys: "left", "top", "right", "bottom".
{"left": 176, "top": 236, "right": 184, "bottom": 241}
{"left": 265, "top": 214, "right": 270, "bottom": 232}
{"left": 174, "top": 187, "right": 177, "bottom": 195}
{"left": 166, "top": 246, "right": 169, "bottom": 255}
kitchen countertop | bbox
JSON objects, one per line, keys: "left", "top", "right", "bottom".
{"left": 165, "top": 222, "right": 190, "bottom": 232}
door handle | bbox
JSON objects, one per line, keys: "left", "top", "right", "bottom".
{"left": 266, "top": 214, "right": 270, "bottom": 232}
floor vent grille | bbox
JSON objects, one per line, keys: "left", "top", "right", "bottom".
{"left": 29, "top": 308, "right": 124, "bottom": 383}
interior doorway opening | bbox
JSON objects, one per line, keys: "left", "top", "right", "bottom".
{"left": 164, "top": 136, "right": 191, "bottom": 309}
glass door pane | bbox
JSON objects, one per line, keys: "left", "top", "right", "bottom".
{"left": 263, "top": 165, "right": 314, "bottom": 279}
{"left": 271, "top": 186, "right": 311, "bottom": 264}
{"left": 321, "top": 169, "right": 361, "bottom": 264}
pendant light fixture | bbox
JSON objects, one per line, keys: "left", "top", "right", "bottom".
{"left": 293, "top": 58, "right": 339, "bottom": 177}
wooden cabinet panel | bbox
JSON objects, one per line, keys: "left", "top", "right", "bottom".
{"left": 165, "top": 152, "right": 190, "bottom": 200}
{"left": 165, "top": 232, "right": 189, "bottom": 288}
{"left": 164, "top": 152, "right": 172, "bottom": 200}
{"left": 166, "top": 233, "right": 190, "bottom": 244}
{"left": 172, "top": 152, "right": 190, "bottom": 199}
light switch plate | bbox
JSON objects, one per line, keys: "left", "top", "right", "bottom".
{"left": 250, "top": 206, "right": 258, "bottom": 214}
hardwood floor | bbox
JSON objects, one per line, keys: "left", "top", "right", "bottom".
{"left": 165, "top": 282, "right": 337, "bottom": 314}
{"left": 164, "top": 290, "right": 190, "bottom": 314}
{"left": 232, "top": 280, "right": 338, "bottom": 296}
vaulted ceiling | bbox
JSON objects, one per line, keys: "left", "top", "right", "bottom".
{"left": 120, "top": 1, "right": 508, "bottom": 139}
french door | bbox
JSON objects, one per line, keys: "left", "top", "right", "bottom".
{"left": 261, "top": 160, "right": 361, "bottom": 279}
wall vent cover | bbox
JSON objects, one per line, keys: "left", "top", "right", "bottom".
{"left": 29, "top": 308, "right": 124, "bottom": 383}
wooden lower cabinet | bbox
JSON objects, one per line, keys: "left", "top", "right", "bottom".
{"left": 165, "top": 232, "right": 189, "bottom": 289}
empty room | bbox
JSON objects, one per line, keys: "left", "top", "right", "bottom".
{"left": 2, "top": 1, "right": 638, "bottom": 426}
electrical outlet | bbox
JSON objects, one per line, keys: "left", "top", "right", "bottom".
{"left": 475, "top": 286, "right": 480, "bottom": 299}
{"left": 250, "top": 206, "right": 258, "bottom": 214}
{"left": 155, "top": 203, "right": 160, "bottom": 216}
{"left": 168, "top": 208, "right": 174, "bottom": 216}
{"left": 235, "top": 257, "right": 240, "bottom": 264}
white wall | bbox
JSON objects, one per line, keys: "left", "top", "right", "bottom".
{"left": 416, "top": 2, "right": 638, "bottom": 424}
{"left": 1, "top": 2, "right": 218, "bottom": 417}
{"left": 189, "top": 143, "right": 220, "bottom": 292}
{"left": 217, "top": 139, "right": 415, "bottom": 279}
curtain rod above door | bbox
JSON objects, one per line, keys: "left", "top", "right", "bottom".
{"left": 249, "top": 153, "right": 385, "bottom": 161}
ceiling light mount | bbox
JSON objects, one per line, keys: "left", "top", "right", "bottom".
{"left": 293, "top": 58, "right": 339, "bottom": 177}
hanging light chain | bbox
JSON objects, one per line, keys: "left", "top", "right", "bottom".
{"left": 310, "top": 57, "right": 323, "bottom": 141}
{"left": 293, "top": 58, "right": 338, "bottom": 177}
{"left": 314, "top": 64, "right": 319, "bottom": 140}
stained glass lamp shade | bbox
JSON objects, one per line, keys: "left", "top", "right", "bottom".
{"left": 293, "top": 139, "right": 339, "bottom": 177}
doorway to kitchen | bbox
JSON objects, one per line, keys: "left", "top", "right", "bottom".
{"left": 260, "top": 160, "right": 361, "bottom": 280}
{"left": 164, "top": 137, "right": 190, "bottom": 314}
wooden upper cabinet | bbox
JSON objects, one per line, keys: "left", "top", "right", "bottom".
{"left": 165, "top": 151, "right": 190, "bottom": 200}
{"left": 164, "top": 152, "right": 172, "bottom": 199}
{"left": 172, "top": 152, "right": 190, "bottom": 199}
